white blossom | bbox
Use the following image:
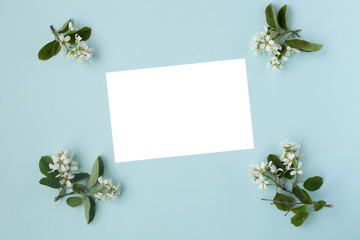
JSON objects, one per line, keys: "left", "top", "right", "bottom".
{"left": 290, "top": 162, "right": 303, "bottom": 175}
{"left": 50, "top": 150, "right": 72, "bottom": 172}
{"left": 250, "top": 33, "right": 263, "bottom": 55}
{"left": 251, "top": 26, "right": 281, "bottom": 56}
{"left": 287, "top": 152, "right": 296, "bottom": 160}
{"left": 58, "top": 34, "right": 70, "bottom": 49}
{"left": 68, "top": 161, "right": 78, "bottom": 171}
{"left": 93, "top": 176, "right": 121, "bottom": 201}
{"left": 49, "top": 150, "right": 78, "bottom": 188}
{"left": 76, "top": 41, "right": 93, "bottom": 63}
{"left": 249, "top": 164, "right": 256, "bottom": 176}
{"left": 66, "top": 48, "right": 77, "bottom": 59}
{"left": 75, "top": 34, "right": 82, "bottom": 44}
{"left": 255, "top": 162, "right": 268, "bottom": 176}
{"left": 267, "top": 56, "right": 283, "bottom": 71}
{"left": 280, "top": 140, "right": 301, "bottom": 152}
{"left": 68, "top": 22, "right": 78, "bottom": 32}
{"left": 58, "top": 172, "right": 74, "bottom": 187}
{"left": 285, "top": 46, "right": 300, "bottom": 56}
{"left": 281, "top": 157, "right": 293, "bottom": 170}
{"left": 256, "top": 176, "right": 269, "bottom": 190}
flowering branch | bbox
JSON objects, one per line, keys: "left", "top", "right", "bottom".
{"left": 249, "top": 140, "right": 333, "bottom": 227}
{"left": 38, "top": 19, "right": 94, "bottom": 63}
{"left": 250, "top": 3, "right": 322, "bottom": 71}
{"left": 39, "top": 151, "right": 121, "bottom": 224}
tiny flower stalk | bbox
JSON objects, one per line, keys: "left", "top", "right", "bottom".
{"left": 38, "top": 19, "right": 94, "bottom": 63}
{"left": 39, "top": 151, "right": 121, "bottom": 224}
{"left": 251, "top": 3, "right": 322, "bottom": 71}
{"left": 249, "top": 141, "right": 333, "bottom": 227}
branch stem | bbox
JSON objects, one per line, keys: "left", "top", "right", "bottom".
{"left": 261, "top": 198, "right": 333, "bottom": 208}
{"left": 54, "top": 191, "right": 75, "bottom": 202}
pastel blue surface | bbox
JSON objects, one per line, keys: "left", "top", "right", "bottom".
{"left": 1, "top": 0, "right": 359, "bottom": 239}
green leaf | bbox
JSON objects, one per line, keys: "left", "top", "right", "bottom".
{"left": 291, "top": 205, "right": 307, "bottom": 214}
{"left": 72, "top": 183, "right": 87, "bottom": 194}
{"left": 285, "top": 39, "right": 323, "bottom": 52}
{"left": 304, "top": 176, "right": 323, "bottom": 191}
{"left": 71, "top": 173, "right": 90, "bottom": 183}
{"left": 291, "top": 212, "right": 309, "bottom": 227}
{"left": 273, "top": 193, "right": 295, "bottom": 211}
{"left": 38, "top": 40, "right": 61, "bottom": 60}
{"left": 58, "top": 19, "right": 71, "bottom": 34}
{"left": 39, "top": 156, "right": 58, "bottom": 178}
{"left": 265, "top": 3, "right": 280, "bottom": 28}
{"left": 314, "top": 200, "right": 326, "bottom": 211}
{"left": 277, "top": 5, "right": 289, "bottom": 30}
{"left": 88, "top": 156, "right": 104, "bottom": 187}
{"left": 292, "top": 185, "right": 306, "bottom": 202}
{"left": 300, "top": 189, "right": 313, "bottom": 204}
{"left": 65, "top": 27, "right": 92, "bottom": 44}
{"left": 39, "top": 177, "right": 60, "bottom": 189}
{"left": 66, "top": 197, "right": 83, "bottom": 207}
{"left": 84, "top": 195, "right": 96, "bottom": 224}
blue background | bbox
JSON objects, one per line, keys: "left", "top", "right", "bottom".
{"left": 1, "top": 0, "right": 359, "bottom": 239}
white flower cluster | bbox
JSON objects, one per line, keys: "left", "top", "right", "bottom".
{"left": 249, "top": 162, "right": 270, "bottom": 190}
{"left": 267, "top": 46, "right": 300, "bottom": 71}
{"left": 282, "top": 46, "right": 300, "bottom": 62}
{"left": 249, "top": 140, "right": 305, "bottom": 190}
{"left": 251, "top": 26, "right": 282, "bottom": 56}
{"left": 93, "top": 176, "right": 121, "bottom": 201}
{"left": 251, "top": 26, "right": 300, "bottom": 71}
{"left": 57, "top": 22, "right": 93, "bottom": 63}
{"left": 49, "top": 150, "right": 78, "bottom": 187}
{"left": 65, "top": 34, "right": 94, "bottom": 63}
{"left": 280, "top": 140, "right": 303, "bottom": 176}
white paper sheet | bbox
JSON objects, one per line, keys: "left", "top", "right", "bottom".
{"left": 106, "top": 59, "right": 254, "bottom": 162}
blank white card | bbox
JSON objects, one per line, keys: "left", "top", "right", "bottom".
{"left": 106, "top": 59, "right": 254, "bottom": 162}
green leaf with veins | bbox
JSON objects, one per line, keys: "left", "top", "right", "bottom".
{"left": 291, "top": 205, "right": 307, "bottom": 214}
{"left": 265, "top": 3, "right": 280, "bottom": 28}
{"left": 300, "top": 189, "right": 313, "bottom": 204}
{"left": 71, "top": 173, "right": 90, "bottom": 183}
{"left": 66, "top": 197, "right": 83, "bottom": 207}
{"left": 38, "top": 40, "right": 61, "bottom": 60}
{"left": 291, "top": 212, "right": 309, "bottom": 227}
{"left": 84, "top": 195, "right": 96, "bottom": 224}
{"left": 303, "top": 176, "right": 323, "bottom": 191}
{"left": 292, "top": 185, "right": 306, "bottom": 202}
{"left": 273, "top": 193, "right": 295, "bottom": 211}
{"left": 277, "top": 5, "right": 289, "bottom": 30}
{"left": 72, "top": 183, "right": 87, "bottom": 194}
{"left": 285, "top": 39, "right": 323, "bottom": 52}
{"left": 88, "top": 156, "right": 104, "bottom": 187}
{"left": 39, "top": 156, "right": 58, "bottom": 178}
{"left": 314, "top": 201, "right": 326, "bottom": 211}
{"left": 39, "top": 177, "right": 60, "bottom": 189}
